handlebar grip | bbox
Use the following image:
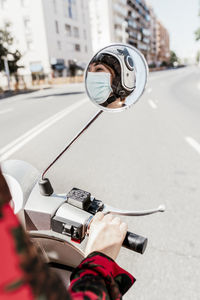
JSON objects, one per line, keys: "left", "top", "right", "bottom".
{"left": 122, "top": 231, "right": 148, "bottom": 254}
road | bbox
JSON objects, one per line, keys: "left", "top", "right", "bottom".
{"left": 0, "top": 66, "right": 200, "bottom": 299}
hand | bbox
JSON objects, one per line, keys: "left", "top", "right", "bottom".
{"left": 85, "top": 212, "right": 127, "bottom": 260}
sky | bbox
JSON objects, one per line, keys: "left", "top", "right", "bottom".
{"left": 147, "top": 0, "right": 200, "bottom": 61}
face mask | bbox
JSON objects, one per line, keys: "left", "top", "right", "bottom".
{"left": 86, "top": 72, "right": 113, "bottom": 104}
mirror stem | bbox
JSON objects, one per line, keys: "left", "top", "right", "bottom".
{"left": 41, "top": 110, "right": 103, "bottom": 181}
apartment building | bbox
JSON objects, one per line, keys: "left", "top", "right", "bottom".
{"left": 126, "top": 0, "right": 151, "bottom": 60}
{"left": 156, "top": 20, "right": 170, "bottom": 65}
{"left": 89, "top": 0, "right": 129, "bottom": 54}
{"left": 148, "top": 5, "right": 157, "bottom": 65}
{"left": 0, "top": 0, "right": 92, "bottom": 78}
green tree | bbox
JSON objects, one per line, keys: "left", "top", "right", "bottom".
{"left": 0, "top": 23, "right": 22, "bottom": 78}
{"left": 195, "top": 28, "right": 200, "bottom": 41}
{"left": 196, "top": 50, "right": 200, "bottom": 64}
{"left": 169, "top": 50, "right": 179, "bottom": 66}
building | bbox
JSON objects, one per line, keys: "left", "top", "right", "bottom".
{"left": 0, "top": 0, "right": 92, "bottom": 80}
{"left": 126, "top": 0, "right": 151, "bottom": 61}
{"left": 156, "top": 20, "right": 170, "bottom": 66}
{"left": 89, "top": 0, "right": 129, "bottom": 54}
{"left": 148, "top": 5, "right": 157, "bottom": 66}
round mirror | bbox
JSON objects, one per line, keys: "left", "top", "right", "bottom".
{"left": 85, "top": 44, "right": 148, "bottom": 112}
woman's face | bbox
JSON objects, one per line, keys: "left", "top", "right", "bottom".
{"left": 89, "top": 63, "right": 115, "bottom": 84}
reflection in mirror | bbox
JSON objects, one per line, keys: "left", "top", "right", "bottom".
{"left": 85, "top": 44, "right": 148, "bottom": 112}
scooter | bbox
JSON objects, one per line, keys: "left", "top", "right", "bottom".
{"left": 1, "top": 44, "right": 165, "bottom": 286}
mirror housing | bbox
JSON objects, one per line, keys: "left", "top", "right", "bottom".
{"left": 85, "top": 43, "right": 148, "bottom": 112}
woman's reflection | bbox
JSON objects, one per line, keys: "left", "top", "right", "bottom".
{"left": 87, "top": 53, "right": 130, "bottom": 109}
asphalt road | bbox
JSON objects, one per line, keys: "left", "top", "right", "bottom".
{"left": 0, "top": 66, "right": 200, "bottom": 299}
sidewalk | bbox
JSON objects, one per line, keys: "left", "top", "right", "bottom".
{"left": 0, "top": 76, "right": 84, "bottom": 100}
{"left": 0, "top": 85, "right": 51, "bottom": 100}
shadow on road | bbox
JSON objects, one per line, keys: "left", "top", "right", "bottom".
{"left": 29, "top": 91, "right": 85, "bottom": 99}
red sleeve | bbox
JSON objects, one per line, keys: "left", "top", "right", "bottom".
{"left": 0, "top": 204, "right": 34, "bottom": 300}
{"left": 69, "top": 252, "right": 135, "bottom": 300}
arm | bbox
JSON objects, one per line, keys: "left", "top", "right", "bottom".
{"left": 69, "top": 212, "right": 135, "bottom": 299}
{"left": 69, "top": 252, "right": 135, "bottom": 300}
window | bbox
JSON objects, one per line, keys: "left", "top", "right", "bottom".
{"left": 73, "top": 27, "right": 79, "bottom": 38}
{"left": 65, "top": 24, "right": 71, "bottom": 36}
{"left": 1, "top": 0, "right": 7, "bottom": 9}
{"left": 82, "top": 12, "right": 85, "bottom": 23}
{"left": 24, "top": 17, "right": 31, "bottom": 34}
{"left": 55, "top": 20, "right": 59, "bottom": 34}
{"left": 68, "top": 3, "right": 72, "bottom": 18}
{"left": 75, "top": 44, "right": 80, "bottom": 51}
{"left": 53, "top": 0, "right": 57, "bottom": 13}
{"left": 21, "top": 0, "right": 29, "bottom": 7}
{"left": 27, "top": 40, "right": 33, "bottom": 50}
{"left": 24, "top": 17, "right": 30, "bottom": 28}
{"left": 67, "top": 0, "right": 77, "bottom": 19}
{"left": 83, "top": 29, "right": 87, "bottom": 39}
{"left": 57, "top": 40, "right": 61, "bottom": 50}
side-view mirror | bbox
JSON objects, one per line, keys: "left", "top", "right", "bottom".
{"left": 38, "top": 45, "right": 148, "bottom": 192}
{"left": 85, "top": 43, "right": 148, "bottom": 112}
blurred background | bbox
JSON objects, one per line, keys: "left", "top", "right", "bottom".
{"left": 0, "top": 1, "right": 200, "bottom": 300}
{"left": 0, "top": 0, "right": 199, "bottom": 92}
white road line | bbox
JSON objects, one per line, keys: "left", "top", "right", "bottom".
{"left": 0, "top": 98, "right": 88, "bottom": 162}
{"left": 147, "top": 87, "right": 152, "bottom": 93}
{"left": 185, "top": 137, "right": 200, "bottom": 155}
{"left": 0, "top": 108, "right": 13, "bottom": 115}
{"left": 148, "top": 99, "right": 157, "bottom": 109}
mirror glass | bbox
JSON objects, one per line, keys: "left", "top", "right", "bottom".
{"left": 85, "top": 44, "right": 148, "bottom": 112}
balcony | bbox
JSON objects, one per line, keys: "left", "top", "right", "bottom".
{"left": 128, "top": 19, "right": 137, "bottom": 29}
{"left": 138, "top": 43, "right": 148, "bottom": 51}
{"left": 142, "top": 28, "right": 150, "bottom": 36}
{"left": 114, "top": 3, "right": 128, "bottom": 18}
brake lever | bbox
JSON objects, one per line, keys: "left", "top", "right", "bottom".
{"left": 102, "top": 204, "right": 165, "bottom": 216}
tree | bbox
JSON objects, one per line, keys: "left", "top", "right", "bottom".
{"left": 196, "top": 50, "right": 200, "bottom": 64}
{"left": 169, "top": 50, "right": 179, "bottom": 66}
{"left": 195, "top": 28, "right": 200, "bottom": 41}
{"left": 0, "top": 23, "right": 22, "bottom": 79}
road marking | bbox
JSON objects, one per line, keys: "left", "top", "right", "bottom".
{"left": 148, "top": 99, "right": 157, "bottom": 109}
{"left": 147, "top": 88, "right": 152, "bottom": 93}
{"left": 0, "top": 108, "right": 13, "bottom": 115}
{"left": 0, "top": 98, "right": 88, "bottom": 162}
{"left": 185, "top": 137, "right": 200, "bottom": 155}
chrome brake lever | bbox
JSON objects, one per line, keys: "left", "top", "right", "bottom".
{"left": 102, "top": 204, "right": 165, "bottom": 216}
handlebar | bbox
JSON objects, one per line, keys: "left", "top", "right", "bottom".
{"left": 51, "top": 188, "right": 165, "bottom": 255}
{"left": 123, "top": 231, "right": 148, "bottom": 254}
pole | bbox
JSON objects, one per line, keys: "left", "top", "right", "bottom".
{"left": 3, "top": 57, "right": 11, "bottom": 90}
{"left": 122, "top": 21, "right": 127, "bottom": 44}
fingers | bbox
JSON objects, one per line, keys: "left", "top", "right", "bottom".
{"left": 103, "top": 213, "right": 114, "bottom": 222}
{"left": 120, "top": 222, "right": 128, "bottom": 237}
{"left": 111, "top": 217, "right": 121, "bottom": 224}
{"left": 92, "top": 211, "right": 104, "bottom": 223}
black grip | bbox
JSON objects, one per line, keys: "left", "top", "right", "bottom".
{"left": 122, "top": 231, "right": 148, "bottom": 254}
